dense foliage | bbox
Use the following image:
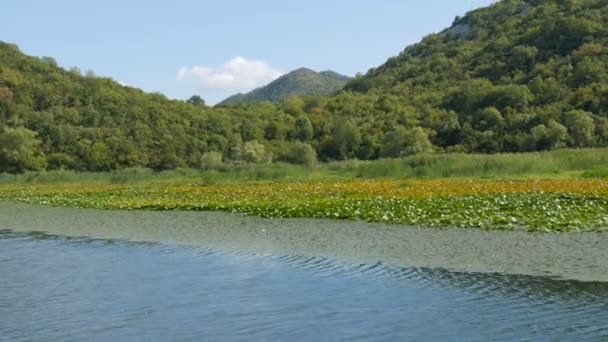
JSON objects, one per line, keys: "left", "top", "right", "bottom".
{"left": 219, "top": 68, "right": 350, "bottom": 105}
{"left": 1, "top": 0, "right": 608, "bottom": 173}
{"left": 344, "top": 0, "right": 608, "bottom": 154}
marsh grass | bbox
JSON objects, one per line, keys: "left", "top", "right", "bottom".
{"left": 0, "top": 148, "right": 606, "bottom": 184}
{"left": 353, "top": 149, "right": 608, "bottom": 179}
{"left": 581, "top": 167, "right": 608, "bottom": 179}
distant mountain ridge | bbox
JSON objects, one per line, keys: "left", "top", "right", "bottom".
{"left": 218, "top": 68, "right": 351, "bottom": 105}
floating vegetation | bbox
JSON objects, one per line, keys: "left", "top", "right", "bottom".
{"left": 1, "top": 179, "right": 607, "bottom": 232}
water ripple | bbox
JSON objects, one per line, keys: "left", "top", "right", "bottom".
{"left": 1, "top": 229, "right": 607, "bottom": 341}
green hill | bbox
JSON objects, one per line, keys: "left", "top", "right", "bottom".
{"left": 0, "top": 41, "right": 261, "bottom": 172}
{"left": 339, "top": 0, "right": 608, "bottom": 153}
{"left": 0, "top": 42, "right": 335, "bottom": 172}
{"left": 218, "top": 68, "right": 351, "bottom": 105}
{"left": 2, "top": 0, "right": 608, "bottom": 173}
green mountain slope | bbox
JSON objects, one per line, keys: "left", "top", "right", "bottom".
{"left": 2, "top": 0, "right": 608, "bottom": 173}
{"left": 0, "top": 42, "right": 338, "bottom": 172}
{"left": 338, "top": 0, "right": 608, "bottom": 152}
{"left": 218, "top": 68, "right": 351, "bottom": 105}
{"left": 0, "top": 42, "right": 262, "bottom": 172}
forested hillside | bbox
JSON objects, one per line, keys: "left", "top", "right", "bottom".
{"left": 343, "top": 0, "right": 608, "bottom": 154}
{"left": 219, "top": 68, "right": 350, "bottom": 105}
{"left": 1, "top": 0, "right": 608, "bottom": 173}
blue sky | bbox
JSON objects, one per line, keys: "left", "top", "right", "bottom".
{"left": 2, "top": 0, "right": 495, "bottom": 104}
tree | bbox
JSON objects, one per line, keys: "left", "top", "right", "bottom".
{"left": 282, "top": 96, "right": 305, "bottom": 115}
{"left": 486, "top": 85, "right": 532, "bottom": 112}
{"left": 565, "top": 110, "right": 596, "bottom": 147}
{"left": 475, "top": 107, "right": 504, "bottom": 131}
{"left": 187, "top": 95, "right": 206, "bottom": 107}
{"left": 288, "top": 141, "right": 317, "bottom": 167}
{"left": 47, "top": 153, "right": 75, "bottom": 170}
{"left": 402, "top": 127, "right": 434, "bottom": 156}
{"left": 242, "top": 141, "right": 269, "bottom": 163}
{"left": 0, "top": 127, "right": 46, "bottom": 172}
{"left": 356, "top": 124, "right": 382, "bottom": 160}
{"left": 0, "top": 86, "right": 13, "bottom": 102}
{"left": 200, "top": 151, "right": 223, "bottom": 170}
{"left": 531, "top": 120, "right": 568, "bottom": 150}
{"left": 510, "top": 45, "right": 538, "bottom": 72}
{"left": 333, "top": 118, "right": 361, "bottom": 160}
{"left": 294, "top": 114, "right": 313, "bottom": 141}
{"left": 380, "top": 126, "right": 408, "bottom": 158}
{"left": 381, "top": 126, "right": 433, "bottom": 157}
{"left": 90, "top": 142, "right": 114, "bottom": 171}
{"left": 477, "top": 130, "right": 501, "bottom": 153}
{"left": 573, "top": 57, "right": 607, "bottom": 86}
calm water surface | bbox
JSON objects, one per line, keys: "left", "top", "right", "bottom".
{"left": 1, "top": 229, "right": 607, "bottom": 341}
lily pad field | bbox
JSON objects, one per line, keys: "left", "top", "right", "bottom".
{"left": 1, "top": 178, "right": 607, "bottom": 232}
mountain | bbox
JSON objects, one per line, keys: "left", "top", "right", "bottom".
{"left": 2, "top": 0, "right": 608, "bottom": 173}
{"left": 0, "top": 43, "right": 343, "bottom": 172}
{"left": 337, "top": 0, "right": 608, "bottom": 153}
{"left": 0, "top": 41, "right": 237, "bottom": 172}
{"left": 218, "top": 68, "right": 351, "bottom": 105}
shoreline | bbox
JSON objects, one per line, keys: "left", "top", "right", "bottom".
{"left": 2, "top": 201, "right": 607, "bottom": 282}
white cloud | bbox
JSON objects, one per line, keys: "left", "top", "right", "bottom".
{"left": 177, "top": 57, "right": 283, "bottom": 92}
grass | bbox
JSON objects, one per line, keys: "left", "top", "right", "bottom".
{"left": 1, "top": 148, "right": 607, "bottom": 185}
{"left": 581, "top": 167, "right": 608, "bottom": 179}
{"left": 1, "top": 148, "right": 607, "bottom": 232}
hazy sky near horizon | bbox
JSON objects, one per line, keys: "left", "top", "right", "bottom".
{"left": 2, "top": 0, "right": 495, "bottom": 104}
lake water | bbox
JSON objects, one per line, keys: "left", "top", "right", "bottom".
{"left": 2, "top": 229, "right": 608, "bottom": 341}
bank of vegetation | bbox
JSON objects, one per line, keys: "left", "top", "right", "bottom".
{"left": 0, "top": 148, "right": 605, "bottom": 185}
